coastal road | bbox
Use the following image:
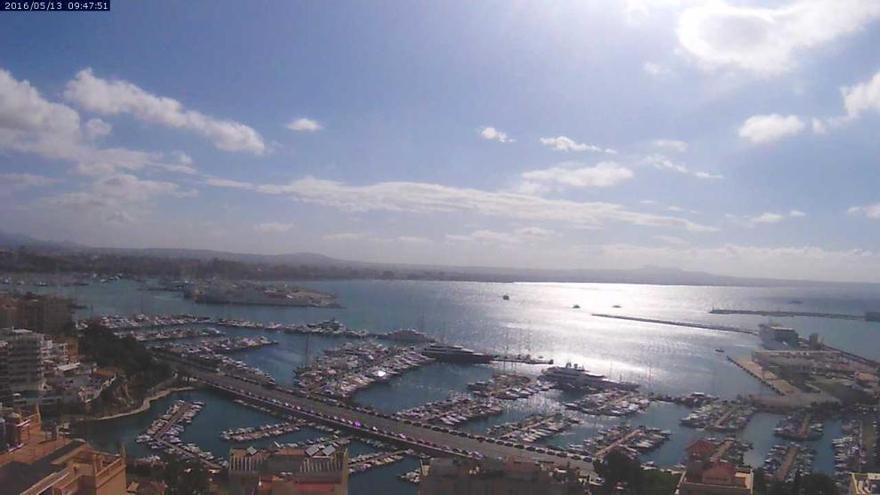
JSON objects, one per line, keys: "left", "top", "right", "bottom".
{"left": 169, "top": 362, "right": 595, "bottom": 473}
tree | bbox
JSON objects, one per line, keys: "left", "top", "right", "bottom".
{"left": 593, "top": 450, "right": 643, "bottom": 494}
{"left": 163, "top": 456, "right": 210, "bottom": 495}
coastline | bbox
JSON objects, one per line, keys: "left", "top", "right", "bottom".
{"left": 84, "top": 385, "right": 197, "bottom": 422}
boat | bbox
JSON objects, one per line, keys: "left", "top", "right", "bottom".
{"left": 421, "top": 344, "right": 493, "bottom": 364}
{"left": 540, "top": 363, "right": 638, "bottom": 391}
{"left": 612, "top": 304, "right": 622, "bottom": 308}
{"left": 502, "top": 295, "right": 510, "bottom": 300}
{"left": 715, "top": 348, "right": 724, "bottom": 353}
{"left": 572, "top": 304, "right": 581, "bottom": 309}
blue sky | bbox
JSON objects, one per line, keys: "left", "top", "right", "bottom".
{"left": 1, "top": 0, "right": 879, "bottom": 281}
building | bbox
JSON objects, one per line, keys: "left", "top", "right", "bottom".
{"left": 0, "top": 328, "right": 47, "bottom": 399}
{"left": 676, "top": 439, "right": 753, "bottom": 495}
{"left": 14, "top": 293, "right": 74, "bottom": 335}
{"left": 0, "top": 405, "right": 127, "bottom": 495}
{"left": 758, "top": 323, "right": 800, "bottom": 350}
{"left": 0, "top": 296, "right": 16, "bottom": 329}
{"left": 229, "top": 444, "right": 349, "bottom": 494}
{"left": 418, "top": 457, "right": 588, "bottom": 495}
{"left": 851, "top": 473, "right": 880, "bottom": 494}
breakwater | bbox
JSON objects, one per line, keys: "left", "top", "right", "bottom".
{"left": 591, "top": 313, "right": 757, "bottom": 335}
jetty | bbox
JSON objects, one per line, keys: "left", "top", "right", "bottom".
{"left": 591, "top": 313, "right": 757, "bottom": 335}
{"left": 710, "top": 308, "right": 866, "bottom": 321}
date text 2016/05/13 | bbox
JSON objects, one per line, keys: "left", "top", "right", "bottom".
{"left": 1, "top": 0, "right": 109, "bottom": 11}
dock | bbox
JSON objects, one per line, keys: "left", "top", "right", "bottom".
{"left": 728, "top": 356, "right": 838, "bottom": 409}
{"left": 491, "top": 354, "right": 554, "bottom": 365}
{"left": 710, "top": 308, "right": 866, "bottom": 321}
{"left": 592, "top": 313, "right": 757, "bottom": 335}
{"left": 773, "top": 445, "right": 801, "bottom": 482}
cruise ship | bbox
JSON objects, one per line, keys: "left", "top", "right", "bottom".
{"left": 540, "top": 363, "right": 639, "bottom": 391}
{"left": 421, "top": 344, "right": 493, "bottom": 364}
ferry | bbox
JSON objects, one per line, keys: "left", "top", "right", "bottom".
{"left": 421, "top": 344, "right": 493, "bottom": 364}
{"left": 540, "top": 363, "right": 638, "bottom": 391}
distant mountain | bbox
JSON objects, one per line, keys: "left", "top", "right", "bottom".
{"left": 0, "top": 231, "right": 81, "bottom": 249}
{"left": 0, "top": 229, "right": 872, "bottom": 287}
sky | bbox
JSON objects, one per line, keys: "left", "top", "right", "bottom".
{"left": 0, "top": 0, "right": 879, "bottom": 282}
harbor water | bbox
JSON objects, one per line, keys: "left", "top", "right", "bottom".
{"left": 25, "top": 279, "right": 880, "bottom": 489}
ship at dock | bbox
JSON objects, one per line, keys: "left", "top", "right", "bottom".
{"left": 540, "top": 363, "right": 639, "bottom": 391}
{"left": 421, "top": 344, "right": 494, "bottom": 364}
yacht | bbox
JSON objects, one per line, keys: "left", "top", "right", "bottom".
{"left": 421, "top": 344, "right": 493, "bottom": 364}
{"left": 541, "top": 363, "right": 638, "bottom": 391}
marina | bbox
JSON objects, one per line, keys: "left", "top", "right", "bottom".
{"left": 220, "top": 421, "right": 305, "bottom": 442}
{"left": 467, "top": 373, "right": 550, "bottom": 400}
{"left": 295, "top": 342, "right": 434, "bottom": 398}
{"left": 29, "top": 278, "right": 880, "bottom": 493}
{"left": 679, "top": 401, "right": 755, "bottom": 432}
{"left": 564, "top": 390, "right": 651, "bottom": 416}
{"left": 573, "top": 424, "right": 672, "bottom": 461}
{"left": 763, "top": 443, "right": 816, "bottom": 482}
{"left": 486, "top": 413, "right": 580, "bottom": 443}
{"left": 394, "top": 394, "right": 504, "bottom": 426}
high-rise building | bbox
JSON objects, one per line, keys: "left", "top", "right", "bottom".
{"left": 0, "top": 328, "right": 46, "bottom": 398}
{"left": 0, "top": 406, "right": 126, "bottom": 495}
{"left": 229, "top": 444, "right": 349, "bottom": 494}
{"left": 15, "top": 293, "right": 73, "bottom": 335}
{"left": 418, "top": 457, "right": 588, "bottom": 495}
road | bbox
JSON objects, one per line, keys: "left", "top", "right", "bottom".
{"left": 169, "top": 362, "right": 595, "bottom": 473}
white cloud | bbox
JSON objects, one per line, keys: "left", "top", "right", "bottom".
{"left": 0, "top": 173, "right": 59, "bottom": 193}
{"left": 751, "top": 212, "right": 786, "bottom": 224}
{"left": 206, "top": 175, "right": 717, "bottom": 232}
{"left": 811, "top": 118, "right": 828, "bottom": 134}
{"left": 653, "top": 235, "right": 690, "bottom": 246}
{"left": 521, "top": 161, "right": 634, "bottom": 190}
{"left": 738, "top": 114, "right": 805, "bottom": 144}
{"left": 677, "top": 0, "right": 880, "bottom": 75}
{"left": 641, "top": 154, "right": 723, "bottom": 179}
{"left": 84, "top": 118, "right": 112, "bottom": 139}
{"left": 396, "top": 236, "right": 430, "bottom": 244}
{"left": 0, "top": 68, "right": 198, "bottom": 177}
{"left": 643, "top": 62, "right": 672, "bottom": 78}
{"left": 44, "top": 173, "right": 193, "bottom": 224}
{"left": 848, "top": 203, "right": 880, "bottom": 219}
{"left": 842, "top": 69, "right": 880, "bottom": 118}
{"left": 539, "top": 136, "right": 616, "bottom": 154}
{"left": 64, "top": 68, "right": 265, "bottom": 154}
{"left": 254, "top": 222, "right": 295, "bottom": 233}
{"left": 479, "top": 126, "right": 513, "bottom": 143}
{"left": 446, "top": 227, "right": 556, "bottom": 245}
{"left": 286, "top": 117, "right": 323, "bottom": 132}
{"left": 651, "top": 139, "right": 688, "bottom": 152}
{"left": 731, "top": 210, "right": 806, "bottom": 227}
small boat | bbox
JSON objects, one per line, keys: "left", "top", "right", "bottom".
{"left": 612, "top": 304, "right": 622, "bottom": 308}
{"left": 572, "top": 304, "right": 581, "bottom": 309}
{"left": 502, "top": 294, "right": 510, "bottom": 300}
{"left": 715, "top": 348, "right": 725, "bottom": 353}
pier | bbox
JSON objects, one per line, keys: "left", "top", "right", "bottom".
{"left": 773, "top": 445, "right": 801, "bottom": 482}
{"left": 710, "top": 308, "right": 866, "bottom": 321}
{"left": 591, "top": 313, "right": 757, "bottom": 335}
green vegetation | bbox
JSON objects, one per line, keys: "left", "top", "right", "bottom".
{"left": 78, "top": 323, "right": 173, "bottom": 412}
{"left": 163, "top": 456, "right": 211, "bottom": 495}
{"left": 592, "top": 450, "right": 683, "bottom": 495}
{"left": 755, "top": 470, "right": 838, "bottom": 495}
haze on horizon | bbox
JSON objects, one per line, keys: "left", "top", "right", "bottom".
{"left": 1, "top": 0, "right": 879, "bottom": 283}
